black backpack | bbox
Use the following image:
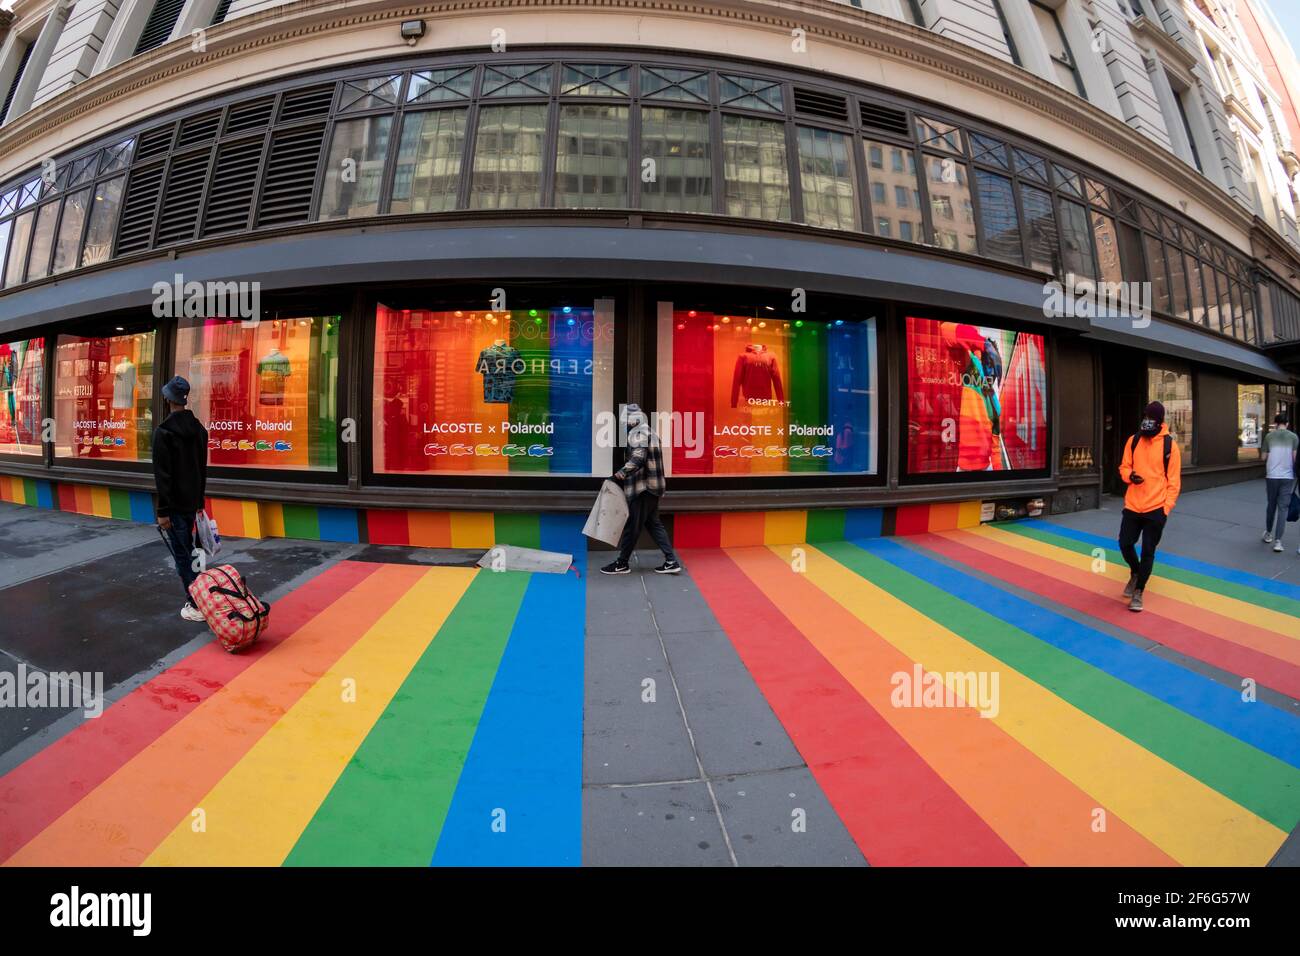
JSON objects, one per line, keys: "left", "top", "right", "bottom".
{"left": 1130, "top": 433, "right": 1173, "bottom": 476}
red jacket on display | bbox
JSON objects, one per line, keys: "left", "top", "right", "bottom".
{"left": 731, "top": 344, "right": 785, "bottom": 407}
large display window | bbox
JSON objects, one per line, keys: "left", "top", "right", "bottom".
{"left": 656, "top": 305, "right": 878, "bottom": 476}
{"left": 173, "top": 316, "right": 341, "bottom": 472}
{"left": 54, "top": 326, "right": 155, "bottom": 461}
{"left": 372, "top": 301, "right": 614, "bottom": 476}
{"left": 906, "top": 316, "right": 1048, "bottom": 474}
{"left": 1149, "top": 365, "right": 1193, "bottom": 462}
{"left": 0, "top": 337, "right": 44, "bottom": 456}
{"left": 1238, "top": 384, "right": 1264, "bottom": 462}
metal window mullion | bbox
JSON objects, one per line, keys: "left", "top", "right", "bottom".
{"left": 914, "top": 147, "right": 937, "bottom": 248}
{"left": 855, "top": 137, "right": 875, "bottom": 236}
{"left": 629, "top": 93, "right": 642, "bottom": 209}
{"left": 375, "top": 108, "right": 402, "bottom": 215}
{"left": 189, "top": 143, "right": 219, "bottom": 244}
{"left": 246, "top": 122, "right": 274, "bottom": 231}
{"left": 73, "top": 176, "right": 97, "bottom": 269}
{"left": 541, "top": 66, "right": 561, "bottom": 208}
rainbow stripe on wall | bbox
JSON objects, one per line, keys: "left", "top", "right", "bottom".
{"left": 2, "top": 471, "right": 987, "bottom": 547}
{"left": 672, "top": 500, "right": 984, "bottom": 547}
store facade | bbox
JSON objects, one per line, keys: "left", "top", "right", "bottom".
{"left": 0, "top": 5, "right": 1294, "bottom": 527}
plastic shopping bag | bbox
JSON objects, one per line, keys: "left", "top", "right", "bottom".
{"left": 583, "top": 480, "right": 629, "bottom": 546}
{"left": 195, "top": 509, "right": 223, "bottom": 558}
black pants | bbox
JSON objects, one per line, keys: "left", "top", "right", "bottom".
{"left": 1118, "top": 507, "right": 1166, "bottom": 590}
{"left": 617, "top": 492, "right": 676, "bottom": 564}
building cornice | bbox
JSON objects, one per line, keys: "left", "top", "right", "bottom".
{"left": 1131, "top": 13, "right": 1200, "bottom": 84}
{"left": 1226, "top": 92, "right": 1264, "bottom": 136}
{"left": 0, "top": 0, "right": 1296, "bottom": 270}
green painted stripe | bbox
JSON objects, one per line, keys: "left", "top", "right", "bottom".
{"left": 281, "top": 503, "right": 321, "bottom": 541}
{"left": 1004, "top": 522, "right": 1300, "bottom": 619}
{"left": 108, "top": 487, "right": 132, "bottom": 520}
{"left": 285, "top": 569, "right": 529, "bottom": 866}
{"left": 805, "top": 508, "right": 846, "bottom": 542}
{"left": 22, "top": 479, "right": 36, "bottom": 506}
{"left": 494, "top": 512, "right": 541, "bottom": 549}
{"left": 820, "top": 540, "right": 1300, "bottom": 832}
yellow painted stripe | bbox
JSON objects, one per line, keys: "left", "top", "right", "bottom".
{"left": 975, "top": 523, "right": 1300, "bottom": 639}
{"left": 143, "top": 565, "right": 477, "bottom": 866}
{"left": 90, "top": 485, "right": 112, "bottom": 518}
{"left": 450, "top": 511, "right": 495, "bottom": 549}
{"left": 260, "top": 501, "right": 286, "bottom": 538}
{"left": 763, "top": 510, "right": 806, "bottom": 545}
{"left": 240, "top": 500, "right": 263, "bottom": 539}
{"left": 799, "top": 544, "right": 1286, "bottom": 866}
{"left": 956, "top": 500, "right": 983, "bottom": 528}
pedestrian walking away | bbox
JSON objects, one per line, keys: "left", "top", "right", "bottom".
{"left": 1261, "top": 412, "right": 1298, "bottom": 553}
{"left": 601, "top": 404, "right": 680, "bottom": 575}
{"left": 152, "top": 376, "right": 210, "bottom": 621}
{"left": 1117, "top": 401, "right": 1182, "bottom": 612}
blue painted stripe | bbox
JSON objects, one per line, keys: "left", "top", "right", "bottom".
{"left": 856, "top": 536, "right": 1300, "bottom": 770}
{"left": 844, "top": 507, "right": 883, "bottom": 539}
{"left": 316, "top": 507, "right": 360, "bottom": 543}
{"left": 128, "top": 491, "right": 155, "bottom": 524}
{"left": 1026, "top": 520, "right": 1300, "bottom": 603}
{"left": 34, "top": 480, "right": 55, "bottom": 510}
{"left": 431, "top": 513, "right": 585, "bottom": 865}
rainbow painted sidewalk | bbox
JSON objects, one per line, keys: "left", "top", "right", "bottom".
{"left": 1, "top": 512, "right": 1297, "bottom": 866}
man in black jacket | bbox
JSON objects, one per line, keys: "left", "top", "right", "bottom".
{"left": 153, "top": 376, "right": 209, "bottom": 622}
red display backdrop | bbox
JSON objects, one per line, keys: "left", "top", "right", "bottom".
{"left": 0, "top": 337, "right": 43, "bottom": 456}
{"left": 906, "top": 316, "right": 1047, "bottom": 473}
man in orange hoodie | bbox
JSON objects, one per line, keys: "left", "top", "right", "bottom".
{"left": 1117, "top": 401, "right": 1182, "bottom": 612}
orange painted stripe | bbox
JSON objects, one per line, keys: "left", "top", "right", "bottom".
{"left": 730, "top": 546, "right": 1176, "bottom": 866}
{"left": 5, "top": 563, "right": 429, "bottom": 867}
{"left": 72, "top": 483, "right": 93, "bottom": 516}
{"left": 928, "top": 502, "right": 961, "bottom": 532}
{"left": 947, "top": 529, "right": 1300, "bottom": 668}
{"left": 720, "top": 511, "right": 766, "bottom": 548}
{"left": 260, "top": 501, "right": 286, "bottom": 538}
{"left": 208, "top": 498, "right": 245, "bottom": 538}
{"left": 409, "top": 510, "right": 452, "bottom": 548}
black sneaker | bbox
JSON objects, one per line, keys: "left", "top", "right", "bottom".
{"left": 654, "top": 560, "right": 682, "bottom": 575}
{"left": 600, "top": 560, "right": 631, "bottom": 575}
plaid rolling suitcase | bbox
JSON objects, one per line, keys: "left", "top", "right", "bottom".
{"left": 188, "top": 564, "right": 271, "bottom": 653}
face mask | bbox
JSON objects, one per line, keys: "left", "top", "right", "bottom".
{"left": 1138, "top": 417, "right": 1160, "bottom": 436}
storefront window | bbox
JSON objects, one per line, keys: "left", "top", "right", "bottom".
{"left": 721, "top": 115, "right": 790, "bottom": 221}
{"left": 173, "top": 316, "right": 341, "bottom": 471}
{"left": 656, "top": 307, "right": 878, "bottom": 476}
{"left": 0, "top": 337, "right": 44, "bottom": 456}
{"left": 864, "top": 140, "right": 922, "bottom": 243}
{"left": 974, "top": 169, "right": 1022, "bottom": 264}
{"left": 906, "top": 316, "right": 1048, "bottom": 474}
{"left": 797, "top": 126, "right": 858, "bottom": 231}
{"left": 639, "top": 107, "right": 711, "bottom": 213}
{"left": 52, "top": 188, "right": 91, "bottom": 275}
{"left": 319, "top": 116, "right": 392, "bottom": 220}
{"left": 1148, "top": 366, "right": 1193, "bottom": 462}
{"left": 26, "top": 202, "right": 59, "bottom": 282}
{"left": 4, "top": 210, "right": 34, "bottom": 288}
{"left": 390, "top": 108, "right": 467, "bottom": 214}
{"left": 81, "top": 177, "right": 124, "bottom": 266}
{"left": 372, "top": 302, "right": 615, "bottom": 475}
{"left": 554, "top": 104, "right": 629, "bottom": 208}
{"left": 1238, "top": 384, "right": 1264, "bottom": 461}
{"left": 469, "top": 104, "right": 547, "bottom": 209}
{"left": 924, "top": 157, "right": 976, "bottom": 254}
{"left": 54, "top": 328, "right": 155, "bottom": 461}
{"left": 1021, "top": 186, "right": 1059, "bottom": 275}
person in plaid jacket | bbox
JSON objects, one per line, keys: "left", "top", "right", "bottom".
{"left": 601, "top": 404, "right": 680, "bottom": 575}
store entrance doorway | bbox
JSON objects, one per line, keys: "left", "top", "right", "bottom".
{"left": 1100, "top": 347, "right": 1148, "bottom": 497}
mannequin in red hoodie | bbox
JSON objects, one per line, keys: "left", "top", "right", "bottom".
{"left": 1117, "top": 401, "right": 1182, "bottom": 612}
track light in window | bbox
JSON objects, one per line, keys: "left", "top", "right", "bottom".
{"left": 401, "top": 20, "right": 426, "bottom": 45}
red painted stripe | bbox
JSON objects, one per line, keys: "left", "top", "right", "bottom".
{"left": 673, "top": 513, "right": 722, "bottom": 548}
{"left": 683, "top": 548, "right": 1023, "bottom": 866}
{"left": 0, "top": 560, "right": 381, "bottom": 863}
{"left": 56, "top": 484, "right": 77, "bottom": 514}
{"left": 366, "top": 509, "right": 411, "bottom": 546}
{"left": 894, "top": 504, "right": 930, "bottom": 536}
{"left": 918, "top": 532, "right": 1300, "bottom": 700}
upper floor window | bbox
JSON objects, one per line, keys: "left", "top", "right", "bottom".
{"left": 1030, "top": 1, "right": 1087, "bottom": 99}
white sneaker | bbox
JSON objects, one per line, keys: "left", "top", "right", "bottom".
{"left": 1274, "top": 540, "right": 1285, "bottom": 553}
{"left": 1264, "top": 531, "right": 1274, "bottom": 543}
{"left": 181, "top": 603, "right": 206, "bottom": 623}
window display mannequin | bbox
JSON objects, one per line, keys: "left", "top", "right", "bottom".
{"left": 112, "top": 355, "right": 137, "bottom": 410}
{"left": 730, "top": 342, "right": 785, "bottom": 408}
{"left": 258, "top": 346, "right": 291, "bottom": 406}
{"left": 477, "top": 338, "right": 523, "bottom": 404}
